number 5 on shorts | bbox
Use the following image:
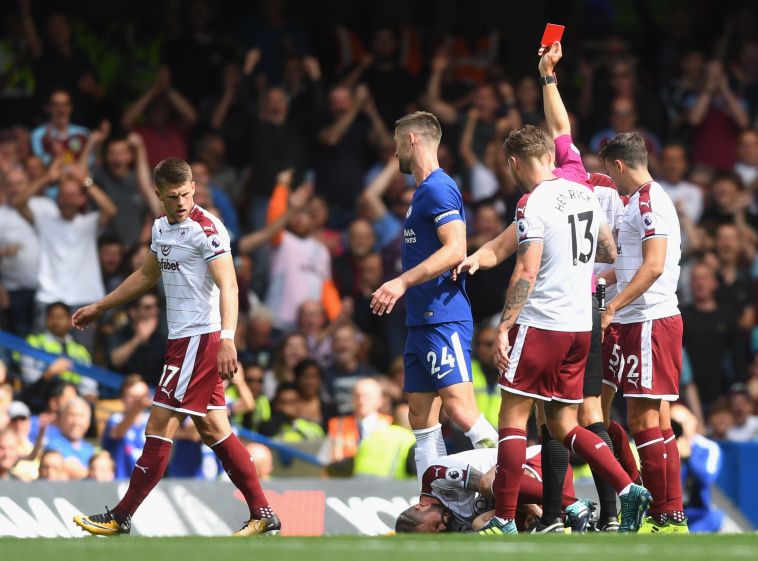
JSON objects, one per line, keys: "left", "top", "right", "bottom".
{"left": 159, "top": 364, "right": 180, "bottom": 387}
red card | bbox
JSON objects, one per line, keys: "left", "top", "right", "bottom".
{"left": 541, "top": 23, "right": 565, "bottom": 47}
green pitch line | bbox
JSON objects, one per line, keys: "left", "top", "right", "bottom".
{"left": 1, "top": 534, "right": 757, "bottom": 561}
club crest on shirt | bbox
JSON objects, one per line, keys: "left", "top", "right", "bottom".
{"left": 177, "top": 227, "right": 189, "bottom": 244}
{"left": 406, "top": 205, "right": 413, "bottom": 219}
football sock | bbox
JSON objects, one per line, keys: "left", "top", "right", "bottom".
{"left": 564, "top": 426, "right": 631, "bottom": 493}
{"left": 662, "top": 427, "right": 685, "bottom": 520}
{"left": 608, "top": 420, "right": 642, "bottom": 484}
{"left": 540, "top": 424, "right": 569, "bottom": 522}
{"left": 211, "top": 433, "right": 271, "bottom": 519}
{"left": 114, "top": 435, "right": 172, "bottom": 520}
{"left": 517, "top": 472, "right": 578, "bottom": 508}
{"left": 464, "top": 414, "right": 498, "bottom": 448}
{"left": 494, "top": 428, "right": 527, "bottom": 519}
{"left": 413, "top": 423, "right": 446, "bottom": 484}
{"left": 633, "top": 427, "right": 667, "bottom": 516}
{"left": 586, "top": 422, "right": 619, "bottom": 519}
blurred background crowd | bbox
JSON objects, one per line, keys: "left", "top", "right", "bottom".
{"left": 2, "top": 0, "right": 758, "bottom": 489}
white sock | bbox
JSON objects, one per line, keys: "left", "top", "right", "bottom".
{"left": 619, "top": 483, "right": 632, "bottom": 497}
{"left": 464, "top": 414, "right": 498, "bottom": 448}
{"left": 413, "top": 423, "right": 445, "bottom": 485}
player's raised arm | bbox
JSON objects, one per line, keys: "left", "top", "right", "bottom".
{"left": 371, "top": 219, "right": 466, "bottom": 316}
{"left": 539, "top": 42, "right": 570, "bottom": 138}
{"left": 208, "top": 253, "right": 239, "bottom": 381}
{"left": 72, "top": 249, "right": 161, "bottom": 330}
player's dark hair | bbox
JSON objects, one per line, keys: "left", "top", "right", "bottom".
{"left": 502, "top": 124, "right": 553, "bottom": 160}
{"left": 46, "top": 301, "right": 70, "bottom": 316}
{"left": 395, "top": 111, "right": 442, "bottom": 144}
{"left": 598, "top": 132, "right": 648, "bottom": 169}
{"left": 154, "top": 158, "right": 192, "bottom": 190}
{"left": 394, "top": 504, "right": 448, "bottom": 533}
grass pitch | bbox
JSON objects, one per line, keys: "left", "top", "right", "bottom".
{"left": 1, "top": 534, "right": 757, "bottom": 561}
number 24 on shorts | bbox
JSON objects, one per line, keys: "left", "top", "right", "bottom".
{"left": 427, "top": 347, "right": 456, "bottom": 379}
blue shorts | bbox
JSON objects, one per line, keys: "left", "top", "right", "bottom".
{"left": 404, "top": 321, "right": 473, "bottom": 393}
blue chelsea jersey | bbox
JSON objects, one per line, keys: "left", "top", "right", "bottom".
{"left": 402, "top": 169, "right": 472, "bottom": 327}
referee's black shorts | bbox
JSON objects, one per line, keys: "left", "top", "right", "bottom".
{"left": 583, "top": 297, "right": 602, "bottom": 397}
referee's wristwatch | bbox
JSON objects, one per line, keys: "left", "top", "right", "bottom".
{"left": 82, "top": 176, "right": 94, "bottom": 188}
{"left": 540, "top": 74, "right": 557, "bottom": 87}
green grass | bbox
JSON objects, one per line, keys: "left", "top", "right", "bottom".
{"left": 1, "top": 534, "right": 757, "bottom": 561}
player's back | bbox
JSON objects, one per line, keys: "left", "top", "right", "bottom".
{"left": 150, "top": 205, "right": 231, "bottom": 339}
{"left": 516, "top": 178, "right": 604, "bottom": 332}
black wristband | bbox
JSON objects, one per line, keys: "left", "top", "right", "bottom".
{"left": 540, "top": 74, "right": 556, "bottom": 86}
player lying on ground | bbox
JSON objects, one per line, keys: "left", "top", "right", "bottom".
{"left": 70, "top": 158, "right": 279, "bottom": 537}
{"left": 395, "top": 447, "right": 596, "bottom": 533}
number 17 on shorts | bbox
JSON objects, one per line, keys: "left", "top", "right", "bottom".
{"left": 403, "top": 321, "right": 473, "bottom": 393}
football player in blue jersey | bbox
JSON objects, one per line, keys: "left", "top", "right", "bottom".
{"left": 371, "top": 111, "right": 497, "bottom": 481}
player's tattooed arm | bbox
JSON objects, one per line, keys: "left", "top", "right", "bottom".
{"left": 595, "top": 223, "right": 617, "bottom": 264}
{"left": 465, "top": 468, "right": 484, "bottom": 492}
{"left": 500, "top": 278, "right": 532, "bottom": 324}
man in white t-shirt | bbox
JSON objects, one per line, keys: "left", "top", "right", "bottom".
{"left": 599, "top": 132, "right": 687, "bottom": 534}
{"left": 12, "top": 163, "right": 116, "bottom": 339}
{"left": 0, "top": 168, "right": 41, "bottom": 336}
{"left": 264, "top": 199, "right": 333, "bottom": 331}
{"left": 656, "top": 143, "right": 703, "bottom": 223}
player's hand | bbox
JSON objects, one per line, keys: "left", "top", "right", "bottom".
{"left": 494, "top": 326, "right": 511, "bottom": 372}
{"left": 370, "top": 277, "right": 408, "bottom": 316}
{"left": 452, "top": 254, "right": 480, "bottom": 281}
{"left": 538, "top": 41, "right": 562, "bottom": 75}
{"left": 217, "top": 339, "right": 238, "bottom": 381}
{"left": 72, "top": 303, "right": 103, "bottom": 331}
{"left": 600, "top": 307, "right": 615, "bottom": 334}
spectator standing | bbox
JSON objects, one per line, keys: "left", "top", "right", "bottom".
{"left": 83, "top": 126, "right": 161, "bottom": 249}
{"left": 735, "top": 129, "right": 758, "bottom": 191}
{"left": 122, "top": 66, "right": 197, "bottom": 168}
{"left": 0, "top": 167, "right": 41, "bottom": 336}
{"left": 682, "top": 263, "right": 738, "bottom": 410}
{"left": 686, "top": 61, "right": 750, "bottom": 170}
{"left": 657, "top": 143, "right": 704, "bottom": 224}
{"left": 12, "top": 162, "right": 117, "bottom": 339}
{"left": 332, "top": 218, "right": 377, "bottom": 299}
{"left": 30, "top": 89, "right": 89, "bottom": 166}
{"left": 315, "top": 85, "right": 392, "bottom": 223}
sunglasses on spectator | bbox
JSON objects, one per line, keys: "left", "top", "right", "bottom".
{"left": 245, "top": 377, "right": 264, "bottom": 384}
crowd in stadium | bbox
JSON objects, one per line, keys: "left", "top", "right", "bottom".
{"left": 2, "top": 0, "right": 758, "bottom": 490}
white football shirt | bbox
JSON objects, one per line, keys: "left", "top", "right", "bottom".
{"left": 421, "top": 446, "right": 540, "bottom": 531}
{"left": 592, "top": 183, "right": 626, "bottom": 301}
{"left": 514, "top": 178, "right": 606, "bottom": 332}
{"left": 615, "top": 182, "right": 681, "bottom": 323}
{"left": 150, "top": 205, "right": 231, "bottom": 339}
